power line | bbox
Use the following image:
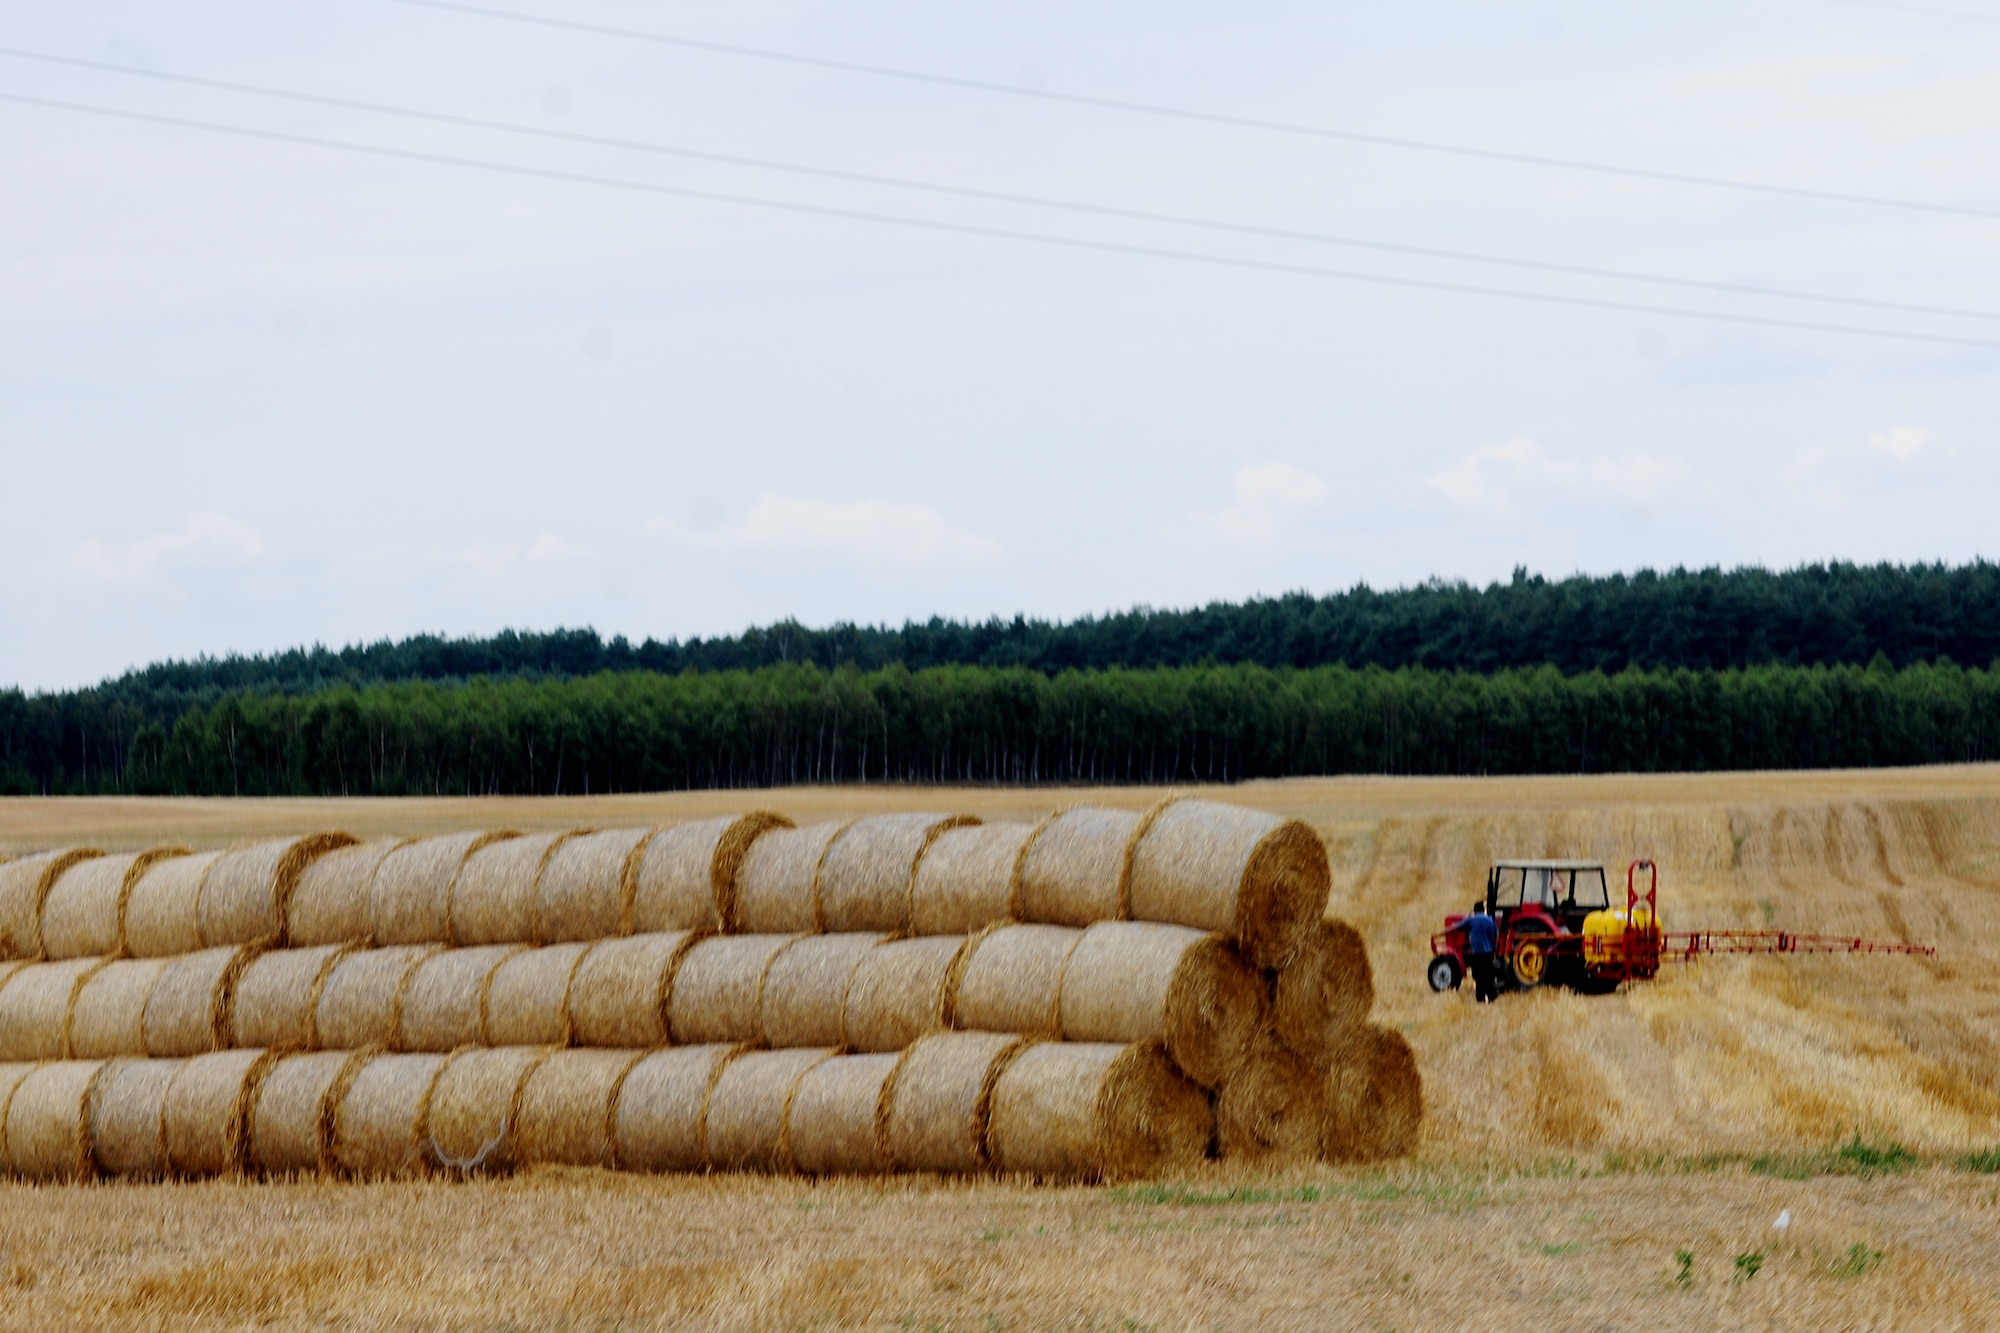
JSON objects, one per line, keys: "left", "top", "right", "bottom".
{"left": 1826, "top": 0, "right": 2000, "bottom": 21}
{"left": 6, "top": 90, "right": 1995, "bottom": 350}
{"left": 383, "top": 0, "right": 2000, "bottom": 224}
{"left": 6, "top": 45, "right": 1994, "bottom": 324}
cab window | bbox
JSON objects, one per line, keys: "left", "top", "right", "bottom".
{"left": 1525, "top": 869, "right": 1560, "bottom": 909}
{"left": 1569, "top": 869, "right": 1609, "bottom": 910}
{"left": 1493, "top": 867, "right": 1525, "bottom": 908}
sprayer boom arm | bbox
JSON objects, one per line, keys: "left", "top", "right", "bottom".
{"left": 1664, "top": 930, "right": 1935, "bottom": 960}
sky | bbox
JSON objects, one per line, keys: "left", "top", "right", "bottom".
{"left": 3, "top": 0, "right": 1998, "bottom": 691}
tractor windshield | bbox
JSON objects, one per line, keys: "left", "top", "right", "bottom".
{"left": 1493, "top": 866, "right": 1526, "bottom": 908}
{"left": 1567, "top": 869, "right": 1609, "bottom": 910}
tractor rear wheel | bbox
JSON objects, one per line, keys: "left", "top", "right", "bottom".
{"left": 1427, "top": 955, "right": 1462, "bottom": 992}
{"left": 1510, "top": 924, "right": 1552, "bottom": 989}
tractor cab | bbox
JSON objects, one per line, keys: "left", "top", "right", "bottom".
{"left": 1489, "top": 860, "right": 1610, "bottom": 935}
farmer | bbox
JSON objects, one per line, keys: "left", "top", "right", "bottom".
{"left": 1465, "top": 901, "right": 1499, "bottom": 1003}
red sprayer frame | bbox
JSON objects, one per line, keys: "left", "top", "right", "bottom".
{"left": 1663, "top": 930, "right": 1936, "bottom": 960}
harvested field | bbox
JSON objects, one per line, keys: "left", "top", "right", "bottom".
{"left": 3, "top": 767, "right": 2000, "bottom": 1328}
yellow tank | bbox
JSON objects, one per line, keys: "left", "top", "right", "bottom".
{"left": 1583, "top": 906, "right": 1656, "bottom": 965}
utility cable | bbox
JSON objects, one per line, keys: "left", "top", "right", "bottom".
{"left": 382, "top": 0, "right": 2000, "bottom": 224}
{"left": 4, "top": 90, "right": 1996, "bottom": 349}
{"left": 1826, "top": 0, "right": 2000, "bottom": 21}
{"left": 4, "top": 45, "right": 1993, "bottom": 324}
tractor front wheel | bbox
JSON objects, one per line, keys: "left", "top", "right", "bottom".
{"left": 1427, "top": 955, "right": 1462, "bottom": 992}
{"left": 1510, "top": 926, "right": 1552, "bottom": 989}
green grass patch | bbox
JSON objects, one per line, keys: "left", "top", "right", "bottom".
{"left": 1959, "top": 1147, "right": 2000, "bottom": 1173}
{"left": 1826, "top": 1243, "right": 1885, "bottom": 1280}
{"left": 1110, "top": 1172, "right": 1494, "bottom": 1212}
{"left": 1749, "top": 1137, "right": 1919, "bottom": 1179}
{"left": 1601, "top": 1135, "right": 1923, "bottom": 1180}
{"left": 1108, "top": 1183, "right": 1322, "bottom": 1207}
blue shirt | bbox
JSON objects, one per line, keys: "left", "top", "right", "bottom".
{"left": 1464, "top": 912, "right": 1497, "bottom": 955}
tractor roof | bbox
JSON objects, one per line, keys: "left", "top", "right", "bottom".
{"left": 1494, "top": 859, "right": 1607, "bottom": 871}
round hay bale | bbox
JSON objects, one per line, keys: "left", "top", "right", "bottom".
{"left": 787, "top": 1052, "right": 898, "bottom": 1175}
{"left": 760, "top": 933, "right": 885, "bottom": 1049}
{"left": 1128, "top": 798, "right": 1330, "bottom": 970}
{"left": 164, "top": 1047, "right": 276, "bottom": 1177}
{"left": 733, "top": 822, "right": 849, "bottom": 934}
{"left": 70, "top": 958, "right": 171, "bottom": 1059}
{"left": 89, "top": 1057, "right": 179, "bottom": 1178}
{"left": 819, "top": 814, "right": 979, "bottom": 935}
{"left": 251, "top": 1050, "right": 365, "bottom": 1176}
{"left": 425, "top": 1046, "right": 550, "bottom": 1172}
{"left": 0, "top": 957, "right": 106, "bottom": 1060}
{"left": 1058, "top": 921, "right": 1265, "bottom": 1089}
{"left": 667, "top": 934, "right": 800, "bottom": 1046}
{"left": 633, "top": 813, "right": 791, "bottom": 934}
{"left": 883, "top": 1031, "right": 1025, "bottom": 1173}
{"left": 1273, "top": 919, "right": 1375, "bottom": 1067}
{"left": 370, "top": 831, "right": 518, "bottom": 947}
{"left": 289, "top": 838, "right": 404, "bottom": 948}
{"left": 516, "top": 1048, "right": 646, "bottom": 1168}
{"left": 0, "top": 848, "right": 104, "bottom": 960}
{"left": 613, "top": 1044, "right": 737, "bottom": 1173}
{"left": 988, "top": 1041, "right": 1211, "bottom": 1182}
{"left": 1017, "top": 806, "right": 1143, "bottom": 927}
{"left": 38, "top": 852, "right": 137, "bottom": 961}
{"left": 314, "top": 945, "right": 438, "bottom": 1052}
{"left": 200, "top": 833, "right": 357, "bottom": 951}
{"left": 124, "top": 849, "right": 224, "bottom": 958}
{"left": 42, "top": 847, "right": 190, "bottom": 961}
{"left": 540, "top": 826, "right": 660, "bottom": 943}
{"left": 331, "top": 1051, "right": 447, "bottom": 1178}
{"left": 1321, "top": 1026, "right": 1423, "bottom": 1164}
{"left": 143, "top": 945, "right": 255, "bottom": 1058}
{"left": 0, "top": 1062, "right": 33, "bottom": 1164}
{"left": 843, "top": 937, "right": 971, "bottom": 1054}
{"left": 1216, "top": 1030, "right": 1322, "bottom": 1160}
{"left": 911, "top": 823, "right": 1033, "bottom": 936}
{"left": 395, "top": 945, "right": 523, "bottom": 1053}
{"left": 569, "top": 931, "right": 701, "bottom": 1048}
{"left": 231, "top": 944, "right": 352, "bottom": 1053}
{"left": 701, "top": 1047, "right": 833, "bottom": 1173}
{"left": 4, "top": 1059, "right": 108, "bottom": 1179}
{"left": 951, "top": 924, "right": 1083, "bottom": 1037}
{"left": 484, "top": 942, "right": 592, "bottom": 1047}
{"left": 450, "top": 829, "right": 580, "bottom": 947}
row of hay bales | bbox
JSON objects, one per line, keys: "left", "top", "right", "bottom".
{"left": 0, "top": 803, "right": 1321, "bottom": 966}
{"left": 0, "top": 799, "right": 1420, "bottom": 1177}
{"left": 0, "top": 1036, "right": 1203, "bottom": 1181}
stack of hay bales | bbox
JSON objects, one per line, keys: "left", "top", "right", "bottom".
{"left": 0, "top": 797, "right": 1412, "bottom": 1182}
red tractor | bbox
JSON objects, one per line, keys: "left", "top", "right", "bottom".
{"left": 1427, "top": 858, "right": 1933, "bottom": 997}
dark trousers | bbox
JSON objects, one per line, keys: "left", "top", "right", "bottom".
{"left": 1468, "top": 951, "right": 1498, "bottom": 1003}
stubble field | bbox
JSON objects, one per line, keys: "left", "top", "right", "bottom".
{"left": 3, "top": 765, "right": 1999, "bottom": 1331}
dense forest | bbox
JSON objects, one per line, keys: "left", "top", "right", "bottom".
{"left": 5, "top": 660, "right": 1996, "bottom": 797}
{"left": 4, "top": 561, "right": 1997, "bottom": 795}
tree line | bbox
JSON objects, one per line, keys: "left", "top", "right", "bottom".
{"left": 6, "top": 659, "right": 1996, "bottom": 797}
{"left": 42, "top": 562, "right": 2000, "bottom": 719}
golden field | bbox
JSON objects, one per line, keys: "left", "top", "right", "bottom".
{"left": 4, "top": 765, "right": 2000, "bottom": 1330}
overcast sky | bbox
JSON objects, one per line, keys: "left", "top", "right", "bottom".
{"left": 4, "top": 0, "right": 1998, "bottom": 691}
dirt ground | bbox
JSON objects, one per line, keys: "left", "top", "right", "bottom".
{"left": 3, "top": 765, "right": 1999, "bottom": 1330}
